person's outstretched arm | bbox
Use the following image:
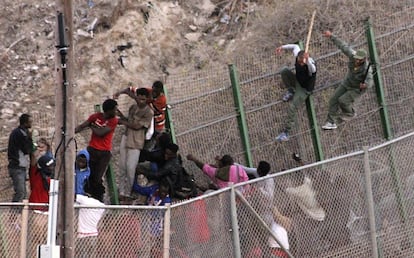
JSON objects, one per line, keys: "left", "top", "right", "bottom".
{"left": 275, "top": 44, "right": 301, "bottom": 57}
{"left": 113, "top": 87, "right": 137, "bottom": 101}
{"left": 186, "top": 154, "right": 205, "bottom": 170}
{"left": 323, "top": 30, "right": 354, "bottom": 58}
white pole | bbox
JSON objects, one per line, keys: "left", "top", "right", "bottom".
{"left": 20, "top": 200, "right": 29, "bottom": 258}
{"left": 47, "top": 179, "right": 59, "bottom": 253}
{"left": 163, "top": 204, "right": 171, "bottom": 258}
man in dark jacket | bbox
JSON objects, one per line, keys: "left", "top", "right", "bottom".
{"left": 8, "top": 113, "right": 33, "bottom": 202}
{"left": 142, "top": 143, "right": 183, "bottom": 197}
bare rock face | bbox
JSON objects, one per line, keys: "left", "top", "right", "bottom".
{"left": 0, "top": 0, "right": 407, "bottom": 143}
{"left": 0, "top": 0, "right": 244, "bottom": 138}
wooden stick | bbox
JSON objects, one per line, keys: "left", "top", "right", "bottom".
{"left": 4, "top": 37, "right": 26, "bottom": 54}
{"left": 305, "top": 10, "right": 316, "bottom": 53}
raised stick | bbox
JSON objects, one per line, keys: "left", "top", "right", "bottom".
{"left": 305, "top": 10, "right": 316, "bottom": 53}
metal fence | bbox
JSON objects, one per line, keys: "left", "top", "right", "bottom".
{"left": 1, "top": 131, "right": 414, "bottom": 257}
{"left": 0, "top": 9, "right": 412, "bottom": 197}
{"left": 165, "top": 8, "right": 414, "bottom": 172}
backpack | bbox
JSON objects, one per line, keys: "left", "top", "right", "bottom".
{"left": 173, "top": 167, "right": 198, "bottom": 199}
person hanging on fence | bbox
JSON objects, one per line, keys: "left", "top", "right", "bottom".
{"left": 113, "top": 80, "right": 168, "bottom": 144}
{"left": 186, "top": 154, "right": 249, "bottom": 189}
{"left": 138, "top": 131, "right": 173, "bottom": 172}
{"left": 75, "top": 99, "right": 119, "bottom": 202}
{"left": 321, "top": 30, "right": 373, "bottom": 130}
{"left": 8, "top": 113, "right": 33, "bottom": 202}
{"left": 274, "top": 44, "right": 317, "bottom": 142}
{"left": 117, "top": 88, "right": 154, "bottom": 199}
{"left": 137, "top": 143, "right": 197, "bottom": 200}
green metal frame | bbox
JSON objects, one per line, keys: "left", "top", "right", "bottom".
{"left": 106, "top": 162, "right": 119, "bottom": 205}
{"left": 365, "top": 18, "right": 410, "bottom": 251}
{"left": 298, "top": 41, "right": 324, "bottom": 161}
{"left": 229, "top": 64, "right": 253, "bottom": 167}
{"left": 365, "top": 18, "right": 393, "bottom": 140}
{"left": 163, "top": 83, "right": 177, "bottom": 144}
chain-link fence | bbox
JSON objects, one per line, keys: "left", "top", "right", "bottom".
{"left": 0, "top": 9, "right": 412, "bottom": 196}
{"left": 1, "top": 132, "right": 414, "bottom": 257}
{"left": 165, "top": 8, "right": 414, "bottom": 172}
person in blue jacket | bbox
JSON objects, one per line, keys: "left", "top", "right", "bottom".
{"left": 75, "top": 149, "right": 91, "bottom": 195}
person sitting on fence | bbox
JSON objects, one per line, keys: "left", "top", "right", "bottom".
{"left": 274, "top": 43, "right": 317, "bottom": 142}
{"left": 29, "top": 154, "right": 55, "bottom": 213}
{"left": 113, "top": 80, "right": 167, "bottom": 136}
{"left": 186, "top": 153, "right": 249, "bottom": 189}
{"left": 138, "top": 132, "right": 173, "bottom": 173}
{"left": 75, "top": 149, "right": 91, "bottom": 196}
{"left": 321, "top": 30, "right": 373, "bottom": 130}
{"left": 136, "top": 143, "right": 196, "bottom": 200}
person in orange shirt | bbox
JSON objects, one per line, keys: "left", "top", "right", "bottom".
{"left": 114, "top": 80, "right": 168, "bottom": 134}
{"left": 147, "top": 81, "right": 167, "bottom": 133}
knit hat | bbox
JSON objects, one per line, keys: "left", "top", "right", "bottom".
{"left": 353, "top": 49, "right": 367, "bottom": 59}
{"left": 37, "top": 155, "right": 55, "bottom": 176}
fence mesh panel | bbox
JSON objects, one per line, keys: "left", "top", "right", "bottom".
{"left": 170, "top": 193, "right": 235, "bottom": 258}
{"left": 1, "top": 133, "right": 414, "bottom": 256}
{"left": 0, "top": 207, "right": 22, "bottom": 257}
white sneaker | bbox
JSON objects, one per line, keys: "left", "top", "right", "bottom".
{"left": 322, "top": 122, "right": 337, "bottom": 130}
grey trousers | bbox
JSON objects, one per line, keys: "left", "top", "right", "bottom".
{"left": 9, "top": 167, "right": 27, "bottom": 202}
{"left": 281, "top": 67, "right": 311, "bottom": 133}
{"left": 326, "top": 84, "right": 362, "bottom": 123}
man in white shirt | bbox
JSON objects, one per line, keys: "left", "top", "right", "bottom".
{"left": 274, "top": 44, "right": 317, "bottom": 142}
{"left": 75, "top": 186, "right": 105, "bottom": 257}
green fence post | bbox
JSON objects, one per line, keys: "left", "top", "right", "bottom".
{"left": 298, "top": 41, "right": 324, "bottom": 161}
{"left": 106, "top": 162, "right": 119, "bottom": 205}
{"left": 228, "top": 64, "right": 253, "bottom": 167}
{"left": 163, "top": 83, "right": 177, "bottom": 144}
{"left": 365, "top": 17, "right": 393, "bottom": 140}
{"left": 306, "top": 95, "right": 324, "bottom": 161}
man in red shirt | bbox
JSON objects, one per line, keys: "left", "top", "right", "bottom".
{"left": 29, "top": 154, "right": 55, "bottom": 212}
{"left": 75, "top": 99, "right": 118, "bottom": 202}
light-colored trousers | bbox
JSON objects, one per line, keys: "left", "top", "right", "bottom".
{"left": 119, "top": 135, "right": 141, "bottom": 196}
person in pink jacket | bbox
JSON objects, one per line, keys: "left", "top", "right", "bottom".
{"left": 186, "top": 154, "right": 248, "bottom": 189}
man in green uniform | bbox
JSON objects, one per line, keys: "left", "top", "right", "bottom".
{"left": 321, "top": 30, "right": 373, "bottom": 130}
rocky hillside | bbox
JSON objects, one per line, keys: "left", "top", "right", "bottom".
{"left": 0, "top": 0, "right": 408, "bottom": 141}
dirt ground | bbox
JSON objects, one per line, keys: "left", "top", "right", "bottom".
{"left": 0, "top": 0, "right": 264, "bottom": 134}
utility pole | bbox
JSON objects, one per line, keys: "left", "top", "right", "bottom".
{"left": 54, "top": 0, "right": 75, "bottom": 257}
